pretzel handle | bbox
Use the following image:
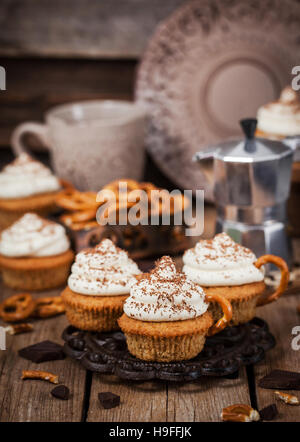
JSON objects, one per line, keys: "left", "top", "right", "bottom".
{"left": 254, "top": 254, "right": 289, "bottom": 306}
{"left": 205, "top": 293, "right": 232, "bottom": 336}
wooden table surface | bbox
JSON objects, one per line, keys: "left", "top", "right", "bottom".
{"left": 0, "top": 233, "right": 300, "bottom": 422}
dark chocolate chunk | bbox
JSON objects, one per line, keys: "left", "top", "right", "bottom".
{"left": 259, "top": 404, "right": 278, "bottom": 421}
{"left": 18, "top": 340, "right": 65, "bottom": 363}
{"left": 51, "top": 385, "right": 70, "bottom": 400}
{"left": 98, "top": 392, "right": 120, "bottom": 409}
{"left": 259, "top": 370, "right": 300, "bottom": 390}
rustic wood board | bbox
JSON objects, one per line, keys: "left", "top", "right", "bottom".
{"left": 1, "top": 284, "right": 299, "bottom": 422}
{"left": 87, "top": 369, "right": 250, "bottom": 422}
{"left": 87, "top": 377, "right": 168, "bottom": 422}
{"left": 0, "top": 287, "right": 86, "bottom": 422}
{"left": 0, "top": 0, "right": 185, "bottom": 58}
{"left": 166, "top": 369, "right": 250, "bottom": 422}
{"left": 253, "top": 293, "right": 300, "bottom": 422}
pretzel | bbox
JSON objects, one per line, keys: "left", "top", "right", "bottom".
{"left": 101, "top": 180, "right": 152, "bottom": 206}
{"left": 0, "top": 293, "right": 36, "bottom": 323}
{"left": 59, "top": 179, "right": 75, "bottom": 192}
{"left": 221, "top": 404, "right": 260, "bottom": 422}
{"left": 5, "top": 323, "right": 34, "bottom": 335}
{"left": 102, "top": 179, "right": 141, "bottom": 193}
{"left": 60, "top": 208, "right": 97, "bottom": 225}
{"left": 33, "top": 296, "right": 65, "bottom": 319}
{"left": 64, "top": 220, "right": 99, "bottom": 231}
{"left": 98, "top": 199, "right": 136, "bottom": 223}
{"left": 57, "top": 190, "right": 99, "bottom": 211}
{"left": 255, "top": 255, "right": 289, "bottom": 306}
{"left": 140, "top": 182, "right": 158, "bottom": 192}
{"left": 275, "top": 391, "right": 299, "bottom": 405}
{"left": 21, "top": 370, "right": 59, "bottom": 384}
{"left": 98, "top": 180, "right": 142, "bottom": 216}
{"left": 57, "top": 188, "right": 102, "bottom": 231}
{"left": 205, "top": 293, "right": 233, "bottom": 336}
{"left": 57, "top": 179, "right": 188, "bottom": 231}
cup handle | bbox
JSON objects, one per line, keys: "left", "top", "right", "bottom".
{"left": 205, "top": 293, "right": 233, "bottom": 336}
{"left": 11, "top": 122, "right": 50, "bottom": 155}
{"left": 254, "top": 255, "right": 289, "bottom": 306}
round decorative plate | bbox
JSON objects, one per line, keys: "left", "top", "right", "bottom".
{"left": 62, "top": 317, "right": 275, "bottom": 382}
{"left": 135, "top": 0, "right": 300, "bottom": 199}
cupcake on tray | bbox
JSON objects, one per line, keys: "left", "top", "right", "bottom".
{"left": 0, "top": 153, "right": 69, "bottom": 230}
{"left": 0, "top": 213, "right": 74, "bottom": 290}
{"left": 182, "top": 233, "right": 289, "bottom": 326}
{"left": 62, "top": 239, "right": 141, "bottom": 332}
{"left": 118, "top": 256, "right": 232, "bottom": 362}
{"left": 256, "top": 86, "right": 300, "bottom": 140}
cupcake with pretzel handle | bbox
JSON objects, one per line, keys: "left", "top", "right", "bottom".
{"left": 183, "top": 233, "right": 289, "bottom": 326}
{"left": 62, "top": 238, "right": 141, "bottom": 332}
{"left": 118, "top": 256, "right": 232, "bottom": 362}
{"left": 0, "top": 213, "right": 74, "bottom": 290}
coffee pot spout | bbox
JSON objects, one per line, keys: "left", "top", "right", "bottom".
{"left": 192, "top": 148, "right": 216, "bottom": 189}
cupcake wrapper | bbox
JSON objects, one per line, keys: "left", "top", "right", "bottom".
{"left": 209, "top": 295, "right": 261, "bottom": 326}
{"left": 62, "top": 289, "right": 127, "bottom": 332}
{"left": 64, "top": 303, "right": 124, "bottom": 332}
{"left": 1, "top": 261, "right": 72, "bottom": 291}
{"left": 124, "top": 332, "right": 206, "bottom": 362}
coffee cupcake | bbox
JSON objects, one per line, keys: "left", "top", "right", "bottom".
{"left": 0, "top": 153, "right": 68, "bottom": 230}
{"left": 62, "top": 239, "right": 141, "bottom": 332}
{"left": 256, "top": 86, "right": 300, "bottom": 140}
{"left": 257, "top": 88, "right": 300, "bottom": 237}
{"left": 183, "top": 233, "right": 289, "bottom": 326}
{"left": 0, "top": 213, "right": 74, "bottom": 290}
{"left": 118, "top": 256, "right": 232, "bottom": 362}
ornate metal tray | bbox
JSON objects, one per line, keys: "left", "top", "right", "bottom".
{"left": 62, "top": 317, "right": 275, "bottom": 382}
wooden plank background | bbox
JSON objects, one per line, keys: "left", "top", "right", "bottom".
{"left": 0, "top": 0, "right": 185, "bottom": 58}
{"left": 0, "top": 0, "right": 186, "bottom": 148}
{"left": 0, "top": 58, "right": 137, "bottom": 148}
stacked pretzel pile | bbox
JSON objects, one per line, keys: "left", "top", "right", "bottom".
{"left": 56, "top": 189, "right": 100, "bottom": 231}
{"left": 56, "top": 179, "right": 188, "bottom": 231}
{"left": 0, "top": 293, "right": 64, "bottom": 323}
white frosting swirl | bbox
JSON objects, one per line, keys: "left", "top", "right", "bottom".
{"left": 68, "top": 239, "right": 141, "bottom": 296}
{"left": 0, "top": 153, "right": 61, "bottom": 199}
{"left": 124, "top": 256, "right": 208, "bottom": 321}
{"left": 0, "top": 213, "right": 70, "bottom": 257}
{"left": 257, "top": 86, "right": 300, "bottom": 137}
{"left": 183, "top": 233, "right": 264, "bottom": 286}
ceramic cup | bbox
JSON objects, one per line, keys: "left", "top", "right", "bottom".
{"left": 11, "top": 100, "right": 147, "bottom": 191}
